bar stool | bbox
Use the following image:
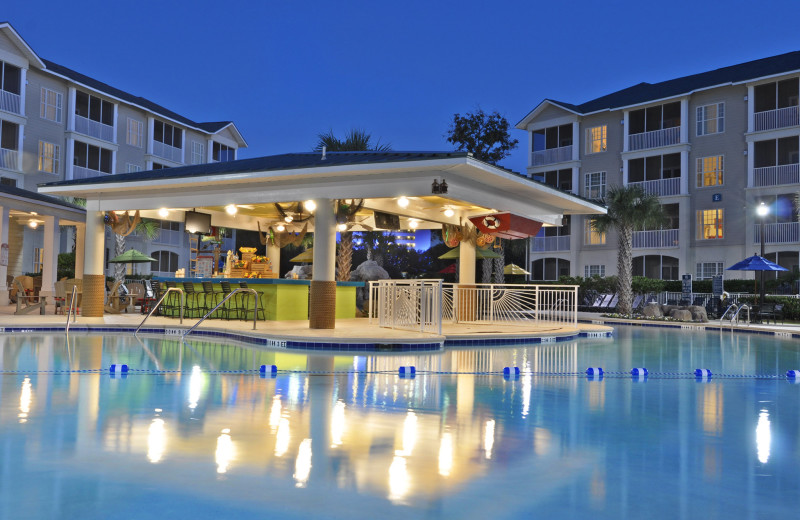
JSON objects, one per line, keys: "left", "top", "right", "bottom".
{"left": 219, "top": 281, "right": 239, "bottom": 320}
{"left": 201, "top": 281, "right": 224, "bottom": 317}
{"left": 164, "top": 281, "right": 181, "bottom": 317}
{"left": 182, "top": 282, "right": 203, "bottom": 318}
{"left": 238, "top": 282, "right": 266, "bottom": 321}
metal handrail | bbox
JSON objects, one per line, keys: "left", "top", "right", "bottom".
{"left": 183, "top": 288, "right": 259, "bottom": 337}
{"left": 732, "top": 304, "right": 750, "bottom": 327}
{"left": 65, "top": 285, "right": 78, "bottom": 334}
{"left": 134, "top": 287, "right": 185, "bottom": 335}
{"left": 719, "top": 303, "right": 738, "bottom": 324}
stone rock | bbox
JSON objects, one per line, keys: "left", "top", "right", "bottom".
{"left": 662, "top": 305, "right": 679, "bottom": 316}
{"left": 284, "top": 265, "right": 312, "bottom": 280}
{"left": 688, "top": 305, "right": 708, "bottom": 323}
{"left": 669, "top": 309, "right": 693, "bottom": 321}
{"left": 349, "top": 260, "right": 390, "bottom": 282}
{"left": 642, "top": 303, "right": 663, "bottom": 318}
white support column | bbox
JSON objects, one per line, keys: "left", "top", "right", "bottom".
{"left": 622, "top": 159, "right": 628, "bottom": 186}
{"left": 680, "top": 98, "right": 689, "bottom": 143}
{"left": 233, "top": 148, "right": 237, "bottom": 160}
{"left": 82, "top": 210, "right": 106, "bottom": 317}
{"left": 0, "top": 206, "right": 9, "bottom": 305}
{"left": 111, "top": 150, "right": 116, "bottom": 175}
{"left": 40, "top": 216, "right": 60, "bottom": 299}
{"left": 147, "top": 117, "right": 154, "bottom": 155}
{"left": 680, "top": 150, "right": 689, "bottom": 195}
{"left": 74, "top": 224, "right": 85, "bottom": 280}
{"left": 267, "top": 243, "right": 280, "bottom": 277}
{"left": 623, "top": 111, "right": 629, "bottom": 152}
{"left": 67, "top": 87, "right": 76, "bottom": 132}
{"left": 17, "top": 124, "right": 24, "bottom": 172}
{"left": 747, "top": 85, "right": 755, "bottom": 133}
{"left": 65, "top": 137, "right": 75, "bottom": 181}
{"left": 459, "top": 239, "right": 476, "bottom": 284}
{"left": 572, "top": 122, "right": 580, "bottom": 161}
{"left": 19, "top": 68, "right": 27, "bottom": 117}
{"left": 112, "top": 104, "right": 119, "bottom": 144}
{"left": 310, "top": 199, "right": 337, "bottom": 329}
{"left": 571, "top": 166, "right": 579, "bottom": 196}
{"left": 207, "top": 139, "right": 214, "bottom": 163}
{"left": 747, "top": 141, "right": 755, "bottom": 187}
{"left": 527, "top": 131, "right": 533, "bottom": 169}
{"left": 180, "top": 129, "right": 185, "bottom": 164}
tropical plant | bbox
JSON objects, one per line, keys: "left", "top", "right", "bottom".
{"left": 313, "top": 128, "right": 391, "bottom": 152}
{"left": 445, "top": 109, "right": 518, "bottom": 164}
{"left": 111, "top": 218, "right": 160, "bottom": 284}
{"left": 591, "top": 185, "right": 667, "bottom": 315}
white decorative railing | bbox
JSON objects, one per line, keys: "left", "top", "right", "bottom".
{"left": 72, "top": 165, "right": 111, "bottom": 180}
{"left": 633, "top": 229, "right": 679, "bottom": 249}
{"left": 531, "top": 145, "right": 572, "bottom": 166}
{"left": 0, "top": 90, "right": 21, "bottom": 114}
{"left": 754, "top": 222, "right": 800, "bottom": 244}
{"left": 152, "top": 141, "right": 183, "bottom": 163}
{"left": 628, "top": 177, "right": 681, "bottom": 196}
{"left": 754, "top": 106, "right": 799, "bottom": 132}
{"left": 0, "top": 148, "right": 18, "bottom": 170}
{"left": 369, "top": 280, "right": 443, "bottom": 334}
{"left": 628, "top": 126, "right": 680, "bottom": 151}
{"left": 532, "top": 235, "right": 570, "bottom": 252}
{"left": 753, "top": 163, "right": 800, "bottom": 187}
{"left": 74, "top": 115, "right": 114, "bottom": 142}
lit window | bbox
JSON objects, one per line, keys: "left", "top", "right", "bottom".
{"left": 696, "top": 262, "right": 724, "bottom": 280}
{"left": 192, "top": 141, "right": 205, "bottom": 164}
{"left": 584, "top": 218, "right": 606, "bottom": 245}
{"left": 584, "top": 171, "right": 606, "bottom": 200}
{"left": 127, "top": 118, "right": 144, "bottom": 148}
{"left": 696, "top": 156, "right": 724, "bottom": 187}
{"left": 38, "top": 141, "right": 60, "bottom": 174}
{"left": 697, "top": 103, "right": 725, "bottom": 136}
{"left": 585, "top": 125, "right": 607, "bottom": 154}
{"left": 697, "top": 209, "right": 723, "bottom": 239}
{"left": 33, "top": 248, "right": 43, "bottom": 272}
{"left": 584, "top": 265, "right": 605, "bottom": 277}
{"left": 40, "top": 88, "right": 63, "bottom": 123}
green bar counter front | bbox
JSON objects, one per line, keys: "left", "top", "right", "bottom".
{"left": 154, "top": 277, "right": 363, "bottom": 320}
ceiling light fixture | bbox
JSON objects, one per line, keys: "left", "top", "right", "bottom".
{"left": 337, "top": 223, "right": 347, "bottom": 232}
{"left": 28, "top": 220, "right": 38, "bottom": 229}
{"left": 444, "top": 208, "right": 455, "bottom": 218}
{"left": 225, "top": 204, "right": 238, "bottom": 215}
{"left": 408, "top": 220, "right": 418, "bottom": 229}
{"left": 304, "top": 200, "right": 316, "bottom": 212}
{"left": 276, "top": 224, "right": 286, "bottom": 232}
{"left": 158, "top": 208, "right": 169, "bottom": 218}
{"left": 397, "top": 196, "right": 409, "bottom": 208}
{"left": 284, "top": 215, "right": 294, "bottom": 223}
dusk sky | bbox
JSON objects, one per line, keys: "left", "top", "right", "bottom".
{"left": 7, "top": 0, "right": 800, "bottom": 174}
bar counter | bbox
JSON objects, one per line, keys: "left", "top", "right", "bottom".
{"left": 155, "top": 277, "right": 364, "bottom": 320}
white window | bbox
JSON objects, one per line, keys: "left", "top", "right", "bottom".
{"left": 696, "top": 155, "right": 723, "bottom": 187}
{"left": 33, "top": 247, "right": 43, "bottom": 273}
{"left": 696, "top": 262, "right": 724, "bottom": 280}
{"left": 192, "top": 141, "right": 205, "bottom": 164}
{"left": 38, "top": 141, "right": 60, "bottom": 174}
{"left": 126, "top": 163, "right": 142, "bottom": 173}
{"left": 127, "top": 118, "right": 144, "bottom": 148}
{"left": 40, "top": 87, "right": 63, "bottom": 123}
{"left": 584, "top": 265, "right": 605, "bottom": 277}
{"left": 697, "top": 102, "right": 724, "bottom": 136}
{"left": 584, "top": 171, "right": 606, "bottom": 200}
{"left": 697, "top": 209, "right": 724, "bottom": 239}
{"left": 585, "top": 125, "right": 607, "bottom": 154}
{"left": 584, "top": 218, "right": 606, "bottom": 245}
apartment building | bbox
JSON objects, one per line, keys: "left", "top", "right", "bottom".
{"left": 0, "top": 22, "right": 246, "bottom": 283}
{"left": 517, "top": 50, "right": 800, "bottom": 283}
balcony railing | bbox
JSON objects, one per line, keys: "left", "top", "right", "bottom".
{"left": 628, "top": 177, "right": 680, "bottom": 196}
{"left": 753, "top": 163, "right": 800, "bottom": 187}
{"left": 531, "top": 145, "right": 572, "bottom": 167}
{"left": 754, "top": 222, "right": 800, "bottom": 244}
{"left": 532, "top": 235, "right": 570, "bottom": 252}
{"left": 74, "top": 115, "right": 114, "bottom": 142}
{"left": 152, "top": 141, "right": 183, "bottom": 163}
{"left": 632, "top": 229, "right": 679, "bottom": 249}
{"left": 0, "top": 90, "right": 21, "bottom": 114}
{"left": 72, "top": 165, "right": 111, "bottom": 180}
{"left": 754, "top": 106, "right": 799, "bottom": 132}
{"left": 0, "top": 148, "right": 18, "bottom": 170}
{"left": 628, "top": 126, "right": 680, "bottom": 151}
{"left": 154, "top": 228, "right": 183, "bottom": 246}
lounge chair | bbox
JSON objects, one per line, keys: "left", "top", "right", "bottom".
{"left": 13, "top": 278, "right": 46, "bottom": 315}
{"left": 105, "top": 281, "right": 132, "bottom": 314}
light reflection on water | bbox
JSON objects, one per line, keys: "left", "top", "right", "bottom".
{"left": 0, "top": 328, "right": 799, "bottom": 518}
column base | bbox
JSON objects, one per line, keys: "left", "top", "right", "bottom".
{"left": 309, "top": 280, "right": 336, "bottom": 329}
{"left": 82, "top": 274, "right": 106, "bottom": 317}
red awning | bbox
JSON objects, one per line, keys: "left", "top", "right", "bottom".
{"left": 469, "top": 213, "right": 543, "bottom": 239}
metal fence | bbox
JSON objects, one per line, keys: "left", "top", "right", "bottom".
{"left": 369, "top": 280, "right": 443, "bottom": 334}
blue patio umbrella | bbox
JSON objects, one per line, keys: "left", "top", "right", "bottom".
{"left": 726, "top": 255, "right": 787, "bottom": 304}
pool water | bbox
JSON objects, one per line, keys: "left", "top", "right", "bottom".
{"left": 1, "top": 327, "right": 799, "bottom": 519}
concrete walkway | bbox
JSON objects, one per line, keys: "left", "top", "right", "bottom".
{"left": 579, "top": 311, "right": 800, "bottom": 336}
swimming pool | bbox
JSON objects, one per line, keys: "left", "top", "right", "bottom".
{"left": 1, "top": 326, "right": 799, "bottom": 518}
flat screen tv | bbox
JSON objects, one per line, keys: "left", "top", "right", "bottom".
{"left": 373, "top": 211, "right": 400, "bottom": 230}
{"left": 184, "top": 210, "right": 212, "bottom": 235}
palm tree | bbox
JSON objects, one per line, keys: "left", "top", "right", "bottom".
{"left": 112, "top": 219, "right": 160, "bottom": 283}
{"left": 591, "top": 185, "right": 666, "bottom": 315}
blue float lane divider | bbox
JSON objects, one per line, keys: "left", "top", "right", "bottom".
{"left": 787, "top": 370, "right": 800, "bottom": 380}
{"left": 631, "top": 367, "right": 648, "bottom": 381}
{"left": 586, "top": 367, "right": 603, "bottom": 381}
{"left": 695, "top": 368, "right": 712, "bottom": 381}
{"left": 109, "top": 364, "right": 128, "bottom": 374}
{"left": 503, "top": 367, "right": 520, "bottom": 380}
{"left": 398, "top": 366, "right": 416, "bottom": 378}
{"left": 259, "top": 365, "right": 278, "bottom": 378}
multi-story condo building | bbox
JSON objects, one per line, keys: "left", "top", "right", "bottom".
{"left": 517, "top": 50, "right": 800, "bottom": 283}
{"left": 0, "top": 22, "right": 246, "bottom": 283}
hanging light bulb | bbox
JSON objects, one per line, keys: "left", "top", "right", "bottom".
{"left": 397, "top": 196, "right": 409, "bottom": 208}
{"left": 225, "top": 204, "right": 238, "bottom": 215}
{"left": 408, "top": 220, "right": 418, "bottom": 229}
{"left": 337, "top": 223, "right": 347, "bottom": 232}
{"left": 304, "top": 200, "right": 316, "bottom": 212}
{"left": 158, "top": 208, "right": 169, "bottom": 218}
{"left": 276, "top": 224, "right": 286, "bottom": 232}
{"left": 444, "top": 208, "right": 455, "bottom": 218}
{"left": 284, "top": 215, "right": 293, "bottom": 223}
{"left": 28, "top": 220, "right": 38, "bottom": 229}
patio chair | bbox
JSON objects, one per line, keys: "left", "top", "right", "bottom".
{"left": 13, "top": 278, "right": 46, "bottom": 315}
{"left": 105, "top": 281, "right": 132, "bottom": 314}
{"left": 608, "top": 294, "right": 619, "bottom": 309}
{"left": 632, "top": 295, "right": 643, "bottom": 310}
{"left": 53, "top": 279, "right": 67, "bottom": 315}
{"left": 127, "top": 282, "right": 145, "bottom": 312}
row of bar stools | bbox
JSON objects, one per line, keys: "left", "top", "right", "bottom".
{"left": 238, "top": 282, "right": 266, "bottom": 321}
{"left": 201, "top": 281, "right": 224, "bottom": 317}
{"left": 182, "top": 282, "right": 204, "bottom": 318}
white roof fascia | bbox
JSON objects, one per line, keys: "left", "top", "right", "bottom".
{"left": 0, "top": 23, "right": 45, "bottom": 69}
{"left": 516, "top": 100, "right": 581, "bottom": 129}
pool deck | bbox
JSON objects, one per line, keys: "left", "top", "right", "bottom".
{"left": 0, "top": 302, "right": 612, "bottom": 349}
{"left": 578, "top": 311, "right": 800, "bottom": 337}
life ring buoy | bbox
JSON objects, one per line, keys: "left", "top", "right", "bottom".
{"left": 483, "top": 215, "right": 500, "bottom": 230}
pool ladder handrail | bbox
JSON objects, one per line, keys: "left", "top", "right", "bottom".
{"left": 65, "top": 285, "right": 78, "bottom": 334}
{"left": 732, "top": 304, "right": 750, "bottom": 327}
{"left": 182, "top": 288, "right": 259, "bottom": 338}
{"left": 720, "top": 303, "right": 750, "bottom": 327}
{"left": 135, "top": 287, "right": 185, "bottom": 335}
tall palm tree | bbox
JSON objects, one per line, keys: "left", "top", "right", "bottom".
{"left": 113, "top": 219, "right": 160, "bottom": 283}
{"left": 591, "top": 185, "right": 666, "bottom": 315}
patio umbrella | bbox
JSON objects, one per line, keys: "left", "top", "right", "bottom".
{"left": 726, "top": 254, "right": 787, "bottom": 304}
{"left": 289, "top": 248, "right": 314, "bottom": 263}
{"left": 438, "top": 246, "right": 501, "bottom": 260}
{"left": 437, "top": 264, "right": 457, "bottom": 274}
{"left": 108, "top": 248, "right": 157, "bottom": 276}
{"left": 503, "top": 263, "right": 530, "bottom": 275}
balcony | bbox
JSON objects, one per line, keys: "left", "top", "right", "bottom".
{"left": 152, "top": 141, "right": 182, "bottom": 163}
{"left": 532, "top": 235, "right": 570, "bottom": 252}
{"left": 72, "top": 165, "right": 111, "bottom": 180}
{"left": 632, "top": 229, "right": 678, "bottom": 249}
{"left": 75, "top": 115, "right": 114, "bottom": 142}
{"left": 754, "top": 222, "right": 800, "bottom": 244}
{"left": 754, "top": 106, "right": 799, "bottom": 132}
{"left": 628, "top": 177, "right": 680, "bottom": 197}
{"left": 531, "top": 145, "right": 572, "bottom": 167}
{"left": 753, "top": 163, "right": 800, "bottom": 187}
{"left": 154, "top": 228, "right": 183, "bottom": 246}
{"left": 0, "top": 148, "right": 18, "bottom": 170}
{"left": 628, "top": 127, "right": 680, "bottom": 151}
{"left": 0, "top": 90, "right": 21, "bottom": 115}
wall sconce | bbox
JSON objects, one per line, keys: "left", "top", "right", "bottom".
{"left": 432, "top": 179, "right": 448, "bottom": 194}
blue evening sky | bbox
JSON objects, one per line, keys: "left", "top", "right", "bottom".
{"left": 6, "top": 0, "right": 800, "bottom": 174}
